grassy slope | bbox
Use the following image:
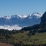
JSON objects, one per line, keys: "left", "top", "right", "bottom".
{"left": 13, "top": 31, "right": 46, "bottom": 45}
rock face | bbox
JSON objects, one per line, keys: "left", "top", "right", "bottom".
{"left": 41, "top": 12, "right": 46, "bottom": 23}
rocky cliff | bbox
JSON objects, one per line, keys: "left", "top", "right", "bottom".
{"left": 41, "top": 12, "right": 46, "bottom": 23}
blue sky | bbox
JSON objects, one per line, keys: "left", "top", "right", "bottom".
{"left": 0, "top": 0, "right": 46, "bottom": 16}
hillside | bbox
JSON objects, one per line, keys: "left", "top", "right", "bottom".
{"left": 0, "top": 12, "right": 46, "bottom": 46}
{"left": 12, "top": 31, "right": 46, "bottom": 46}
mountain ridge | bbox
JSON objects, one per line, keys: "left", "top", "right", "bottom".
{"left": 0, "top": 12, "right": 42, "bottom": 19}
{"left": 0, "top": 12, "right": 42, "bottom": 30}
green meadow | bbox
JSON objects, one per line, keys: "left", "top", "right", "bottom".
{"left": 13, "top": 31, "right": 46, "bottom": 45}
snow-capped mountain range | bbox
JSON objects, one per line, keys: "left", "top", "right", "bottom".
{"left": 0, "top": 12, "right": 42, "bottom": 30}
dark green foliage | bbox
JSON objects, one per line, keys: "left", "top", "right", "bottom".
{"left": 0, "top": 29, "right": 15, "bottom": 44}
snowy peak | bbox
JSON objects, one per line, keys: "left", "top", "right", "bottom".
{"left": 0, "top": 12, "right": 42, "bottom": 19}
{"left": 31, "top": 12, "right": 42, "bottom": 18}
{"left": 17, "top": 14, "right": 30, "bottom": 19}
{"left": 0, "top": 15, "right": 11, "bottom": 19}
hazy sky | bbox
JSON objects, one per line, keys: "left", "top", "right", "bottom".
{"left": 0, "top": 0, "right": 46, "bottom": 16}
